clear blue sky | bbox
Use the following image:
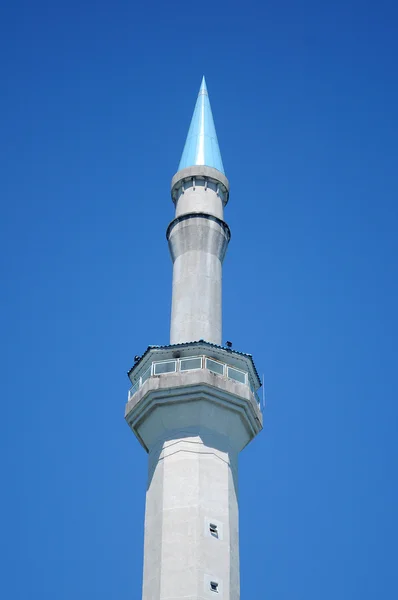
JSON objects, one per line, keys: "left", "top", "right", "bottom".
{"left": 2, "top": 0, "right": 398, "bottom": 598}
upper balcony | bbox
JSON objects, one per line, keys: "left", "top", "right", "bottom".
{"left": 128, "top": 354, "right": 262, "bottom": 408}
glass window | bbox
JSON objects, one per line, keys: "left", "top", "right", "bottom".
{"left": 153, "top": 360, "right": 176, "bottom": 375}
{"left": 227, "top": 366, "right": 246, "bottom": 384}
{"left": 206, "top": 358, "right": 224, "bottom": 376}
{"left": 128, "top": 381, "right": 139, "bottom": 399}
{"left": 180, "top": 357, "right": 202, "bottom": 371}
{"left": 141, "top": 366, "right": 152, "bottom": 384}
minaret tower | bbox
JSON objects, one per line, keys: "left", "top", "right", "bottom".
{"left": 125, "top": 77, "right": 263, "bottom": 600}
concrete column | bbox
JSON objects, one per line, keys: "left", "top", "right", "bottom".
{"left": 142, "top": 431, "right": 240, "bottom": 600}
{"left": 168, "top": 167, "right": 230, "bottom": 346}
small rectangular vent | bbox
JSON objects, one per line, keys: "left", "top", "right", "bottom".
{"left": 209, "top": 523, "right": 218, "bottom": 537}
{"left": 205, "top": 518, "right": 223, "bottom": 541}
{"left": 210, "top": 581, "right": 219, "bottom": 593}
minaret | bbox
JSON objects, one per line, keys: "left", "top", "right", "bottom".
{"left": 125, "top": 77, "right": 263, "bottom": 600}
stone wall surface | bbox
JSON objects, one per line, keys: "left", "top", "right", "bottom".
{"left": 142, "top": 431, "right": 239, "bottom": 600}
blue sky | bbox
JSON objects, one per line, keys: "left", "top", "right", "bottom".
{"left": 2, "top": 0, "right": 398, "bottom": 598}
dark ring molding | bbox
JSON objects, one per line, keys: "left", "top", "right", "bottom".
{"left": 166, "top": 212, "right": 231, "bottom": 242}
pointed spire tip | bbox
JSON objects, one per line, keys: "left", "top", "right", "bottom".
{"left": 178, "top": 76, "right": 225, "bottom": 175}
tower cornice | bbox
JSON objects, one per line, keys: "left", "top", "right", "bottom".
{"left": 171, "top": 165, "right": 230, "bottom": 205}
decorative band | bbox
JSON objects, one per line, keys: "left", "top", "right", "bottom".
{"left": 166, "top": 212, "right": 231, "bottom": 242}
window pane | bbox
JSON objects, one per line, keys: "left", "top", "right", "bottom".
{"left": 206, "top": 358, "right": 224, "bottom": 375}
{"left": 141, "top": 366, "right": 152, "bottom": 384}
{"left": 154, "top": 360, "right": 176, "bottom": 375}
{"left": 128, "top": 381, "right": 139, "bottom": 399}
{"left": 180, "top": 357, "right": 202, "bottom": 371}
{"left": 227, "top": 366, "right": 246, "bottom": 384}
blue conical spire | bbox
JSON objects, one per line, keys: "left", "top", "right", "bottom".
{"left": 178, "top": 77, "right": 225, "bottom": 174}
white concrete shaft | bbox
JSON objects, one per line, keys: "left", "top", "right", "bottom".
{"left": 168, "top": 182, "right": 230, "bottom": 346}
{"left": 142, "top": 431, "right": 239, "bottom": 600}
{"left": 170, "top": 247, "right": 223, "bottom": 346}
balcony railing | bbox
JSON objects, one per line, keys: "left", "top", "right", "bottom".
{"left": 128, "top": 355, "right": 261, "bottom": 408}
